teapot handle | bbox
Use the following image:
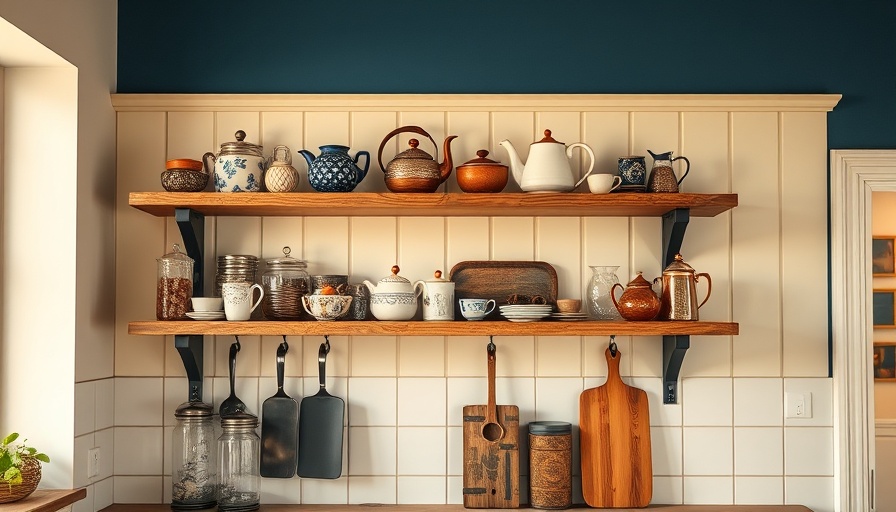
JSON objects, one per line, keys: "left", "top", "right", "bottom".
{"left": 610, "top": 282, "right": 624, "bottom": 311}
{"left": 353, "top": 150, "right": 371, "bottom": 185}
{"left": 376, "top": 125, "right": 439, "bottom": 172}
{"left": 672, "top": 155, "right": 690, "bottom": 185}
{"left": 569, "top": 142, "right": 597, "bottom": 189}
{"left": 201, "top": 152, "right": 216, "bottom": 175}
{"left": 695, "top": 272, "right": 712, "bottom": 309}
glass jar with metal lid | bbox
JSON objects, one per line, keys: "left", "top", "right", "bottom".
{"left": 217, "top": 412, "right": 260, "bottom": 512}
{"left": 261, "top": 246, "right": 310, "bottom": 320}
{"left": 171, "top": 401, "right": 216, "bottom": 511}
{"left": 203, "top": 130, "right": 265, "bottom": 193}
{"left": 157, "top": 243, "right": 193, "bottom": 320}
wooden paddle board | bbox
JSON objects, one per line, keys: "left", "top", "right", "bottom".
{"left": 579, "top": 346, "right": 652, "bottom": 508}
{"left": 462, "top": 343, "right": 519, "bottom": 508}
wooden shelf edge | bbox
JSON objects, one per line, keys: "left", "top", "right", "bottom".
{"left": 99, "top": 503, "right": 813, "bottom": 512}
{"left": 128, "top": 192, "right": 738, "bottom": 218}
{"left": 128, "top": 320, "right": 739, "bottom": 337}
{"left": 6, "top": 489, "right": 87, "bottom": 512}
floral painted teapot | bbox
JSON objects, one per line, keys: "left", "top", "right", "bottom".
{"left": 363, "top": 265, "right": 424, "bottom": 321}
{"left": 203, "top": 130, "right": 264, "bottom": 192}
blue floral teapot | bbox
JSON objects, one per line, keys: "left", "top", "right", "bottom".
{"left": 299, "top": 145, "right": 370, "bottom": 192}
{"left": 202, "top": 130, "right": 264, "bottom": 193}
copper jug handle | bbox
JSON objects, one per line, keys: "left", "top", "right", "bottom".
{"left": 695, "top": 272, "right": 712, "bottom": 309}
{"left": 376, "top": 125, "right": 439, "bottom": 172}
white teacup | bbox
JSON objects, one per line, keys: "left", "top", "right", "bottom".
{"left": 222, "top": 282, "right": 264, "bottom": 321}
{"left": 191, "top": 297, "right": 224, "bottom": 312}
{"left": 459, "top": 298, "right": 496, "bottom": 321}
{"left": 587, "top": 174, "right": 623, "bottom": 194}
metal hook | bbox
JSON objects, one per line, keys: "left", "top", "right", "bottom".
{"left": 608, "top": 335, "right": 617, "bottom": 357}
{"left": 233, "top": 335, "right": 241, "bottom": 352}
{"left": 279, "top": 335, "right": 289, "bottom": 355}
{"left": 487, "top": 335, "right": 496, "bottom": 355}
{"left": 323, "top": 335, "right": 331, "bottom": 355}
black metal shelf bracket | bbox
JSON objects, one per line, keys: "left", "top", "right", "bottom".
{"left": 663, "top": 335, "right": 690, "bottom": 404}
{"left": 661, "top": 208, "right": 690, "bottom": 404}
{"left": 174, "top": 208, "right": 205, "bottom": 401}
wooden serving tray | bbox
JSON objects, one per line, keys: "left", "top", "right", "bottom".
{"left": 449, "top": 261, "right": 558, "bottom": 320}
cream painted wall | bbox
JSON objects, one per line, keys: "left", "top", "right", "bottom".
{"left": 0, "top": 3, "right": 117, "bottom": 511}
{"left": 113, "top": 94, "right": 838, "bottom": 510}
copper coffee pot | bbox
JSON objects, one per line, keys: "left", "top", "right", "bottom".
{"left": 655, "top": 254, "right": 712, "bottom": 320}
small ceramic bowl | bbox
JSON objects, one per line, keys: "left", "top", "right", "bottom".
{"left": 191, "top": 297, "right": 224, "bottom": 312}
{"left": 302, "top": 294, "right": 352, "bottom": 321}
{"left": 556, "top": 299, "right": 582, "bottom": 313}
{"left": 162, "top": 169, "right": 209, "bottom": 192}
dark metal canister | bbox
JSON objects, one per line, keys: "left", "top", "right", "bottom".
{"left": 529, "top": 421, "right": 572, "bottom": 509}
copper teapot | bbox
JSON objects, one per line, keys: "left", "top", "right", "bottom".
{"left": 610, "top": 272, "right": 661, "bottom": 321}
{"left": 654, "top": 253, "right": 711, "bottom": 320}
{"left": 377, "top": 125, "right": 457, "bottom": 193}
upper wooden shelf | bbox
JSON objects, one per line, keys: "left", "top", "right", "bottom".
{"left": 128, "top": 192, "right": 738, "bottom": 218}
{"left": 128, "top": 320, "right": 738, "bottom": 337}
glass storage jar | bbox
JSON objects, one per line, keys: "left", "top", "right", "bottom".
{"left": 157, "top": 244, "right": 194, "bottom": 320}
{"left": 261, "top": 246, "right": 310, "bottom": 320}
{"left": 171, "top": 401, "right": 216, "bottom": 511}
{"left": 217, "top": 412, "right": 260, "bottom": 512}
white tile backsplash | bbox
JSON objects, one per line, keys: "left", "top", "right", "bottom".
{"left": 95, "top": 378, "right": 115, "bottom": 430}
{"left": 94, "top": 477, "right": 114, "bottom": 510}
{"left": 535, "top": 377, "right": 582, "bottom": 423}
{"left": 349, "top": 426, "right": 396, "bottom": 475}
{"left": 683, "top": 427, "right": 732, "bottom": 475}
{"left": 735, "top": 476, "right": 783, "bottom": 505}
{"left": 630, "top": 376, "right": 682, "bottom": 426}
{"left": 348, "top": 476, "right": 396, "bottom": 504}
{"left": 784, "top": 476, "right": 835, "bottom": 511}
{"left": 398, "top": 378, "right": 446, "bottom": 426}
{"left": 734, "top": 378, "right": 783, "bottom": 426}
{"left": 114, "top": 377, "right": 163, "bottom": 426}
{"left": 784, "top": 427, "right": 834, "bottom": 476}
{"left": 114, "top": 427, "right": 163, "bottom": 475}
{"left": 734, "top": 427, "right": 783, "bottom": 475}
{"left": 651, "top": 426, "right": 683, "bottom": 476}
{"left": 398, "top": 476, "right": 447, "bottom": 504}
{"left": 784, "top": 377, "right": 833, "bottom": 427}
{"left": 349, "top": 377, "right": 397, "bottom": 426}
{"left": 397, "top": 427, "right": 446, "bottom": 475}
{"left": 75, "top": 382, "right": 96, "bottom": 436}
{"left": 446, "top": 426, "right": 463, "bottom": 476}
{"left": 683, "top": 476, "right": 733, "bottom": 504}
{"left": 260, "top": 476, "right": 302, "bottom": 504}
{"left": 651, "top": 476, "right": 683, "bottom": 505}
{"left": 114, "top": 475, "right": 163, "bottom": 503}
{"left": 682, "top": 378, "right": 733, "bottom": 426}
{"left": 301, "top": 477, "right": 347, "bottom": 504}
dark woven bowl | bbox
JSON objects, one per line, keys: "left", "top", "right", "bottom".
{"left": 161, "top": 169, "right": 209, "bottom": 192}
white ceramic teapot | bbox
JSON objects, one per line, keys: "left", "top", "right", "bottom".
{"left": 499, "top": 129, "right": 595, "bottom": 192}
{"left": 415, "top": 270, "right": 455, "bottom": 321}
{"left": 363, "top": 265, "right": 424, "bottom": 321}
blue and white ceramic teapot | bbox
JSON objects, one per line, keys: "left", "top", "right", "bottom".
{"left": 202, "top": 130, "right": 265, "bottom": 193}
{"left": 298, "top": 145, "right": 370, "bottom": 192}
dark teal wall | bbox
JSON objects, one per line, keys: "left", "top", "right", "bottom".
{"left": 118, "top": 0, "right": 895, "bottom": 149}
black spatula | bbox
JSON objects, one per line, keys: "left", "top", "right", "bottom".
{"left": 297, "top": 336, "right": 345, "bottom": 479}
{"left": 260, "top": 337, "right": 298, "bottom": 478}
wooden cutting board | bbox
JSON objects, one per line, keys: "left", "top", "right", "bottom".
{"left": 462, "top": 343, "right": 519, "bottom": 508}
{"left": 579, "top": 346, "right": 652, "bottom": 508}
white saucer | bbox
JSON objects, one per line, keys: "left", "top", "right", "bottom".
{"left": 186, "top": 311, "right": 225, "bottom": 320}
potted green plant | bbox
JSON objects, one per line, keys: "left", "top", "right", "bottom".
{"left": 0, "top": 433, "right": 50, "bottom": 503}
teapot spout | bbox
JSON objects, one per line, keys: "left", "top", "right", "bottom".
{"left": 438, "top": 135, "right": 458, "bottom": 183}
{"left": 499, "top": 139, "right": 525, "bottom": 187}
{"left": 298, "top": 149, "right": 316, "bottom": 168}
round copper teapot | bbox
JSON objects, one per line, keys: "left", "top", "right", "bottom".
{"left": 610, "top": 272, "right": 661, "bottom": 321}
{"left": 376, "top": 125, "right": 457, "bottom": 193}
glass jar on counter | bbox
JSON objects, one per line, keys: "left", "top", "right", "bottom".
{"left": 171, "top": 401, "right": 216, "bottom": 511}
{"left": 217, "top": 412, "right": 260, "bottom": 512}
{"left": 261, "top": 246, "right": 310, "bottom": 320}
{"left": 157, "top": 244, "right": 194, "bottom": 320}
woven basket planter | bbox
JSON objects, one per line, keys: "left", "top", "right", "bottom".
{"left": 0, "top": 457, "right": 41, "bottom": 503}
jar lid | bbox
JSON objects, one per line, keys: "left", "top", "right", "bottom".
{"left": 266, "top": 246, "right": 307, "bottom": 268}
{"left": 218, "top": 130, "right": 263, "bottom": 158}
{"left": 529, "top": 421, "right": 571, "bottom": 435}
{"left": 532, "top": 129, "right": 563, "bottom": 145}
{"left": 424, "top": 270, "right": 451, "bottom": 283}
{"left": 459, "top": 149, "right": 508, "bottom": 170}
{"left": 174, "top": 401, "right": 214, "bottom": 418}
{"left": 159, "top": 243, "right": 194, "bottom": 264}
{"left": 394, "top": 139, "right": 433, "bottom": 160}
{"left": 220, "top": 411, "right": 258, "bottom": 427}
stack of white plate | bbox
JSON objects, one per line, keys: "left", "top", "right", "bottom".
{"left": 185, "top": 310, "right": 225, "bottom": 321}
{"left": 550, "top": 312, "right": 590, "bottom": 322}
{"left": 499, "top": 304, "right": 554, "bottom": 322}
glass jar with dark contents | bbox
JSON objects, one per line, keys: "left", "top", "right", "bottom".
{"left": 157, "top": 244, "right": 193, "bottom": 320}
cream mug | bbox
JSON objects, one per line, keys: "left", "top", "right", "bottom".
{"left": 587, "top": 174, "right": 623, "bottom": 194}
{"left": 222, "top": 282, "right": 264, "bottom": 321}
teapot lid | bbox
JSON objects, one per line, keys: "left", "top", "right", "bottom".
{"left": 394, "top": 139, "right": 433, "bottom": 161}
{"left": 425, "top": 270, "right": 451, "bottom": 283}
{"left": 379, "top": 265, "right": 411, "bottom": 284}
{"left": 460, "top": 149, "right": 507, "bottom": 168}
{"left": 219, "top": 130, "right": 263, "bottom": 157}
{"left": 663, "top": 253, "right": 695, "bottom": 274}
{"left": 626, "top": 271, "right": 654, "bottom": 288}
{"left": 532, "top": 129, "right": 563, "bottom": 145}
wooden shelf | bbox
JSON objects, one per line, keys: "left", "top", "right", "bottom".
{"left": 128, "top": 192, "right": 737, "bottom": 218}
{"left": 6, "top": 489, "right": 87, "bottom": 512}
{"left": 129, "top": 320, "right": 738, "bottom": 337}
{"left": 99, "top": 503, "right": 813, "bottom": 512}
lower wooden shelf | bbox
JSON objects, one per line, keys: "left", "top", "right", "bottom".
{"left": 100, "top": 504, "right": 812, "bottom": 512}
{"left": 6, "top": 489, "right": 87, "bottom": 512}
{"left": 128, "top": 320, "right": 739, "bottom": 337}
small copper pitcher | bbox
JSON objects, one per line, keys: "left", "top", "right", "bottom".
{"left": 655, "top": 253, "right": 712, "bottom": 320}
{"left": 611, "top": 272, "right": 662, "bottom": 321}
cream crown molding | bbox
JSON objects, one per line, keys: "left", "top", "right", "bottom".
{"left": 110, "top": 93, "right": 842, "bottom": 112}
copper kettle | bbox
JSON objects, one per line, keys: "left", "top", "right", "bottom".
{"left": 654, "top": 253, "right": 712, "bottom": 320}
{"left": 377, "top": 125, "right": 457, "bottom": 193}
{"left": 610, "top": 272, "right": 662, "bottom": 321}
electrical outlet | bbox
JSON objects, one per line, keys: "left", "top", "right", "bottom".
{"left": 785, "top": 392, "right": 813, "bottom": 418}
{"left": 87, "top": 447, "right": 100, "bottom": 478}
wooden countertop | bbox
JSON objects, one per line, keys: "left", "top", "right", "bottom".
{"left": 5, "top": 489, "right": 87, "bottom": 512}
{"left": 100, "top": 504, "right": 813, "bottom": 511}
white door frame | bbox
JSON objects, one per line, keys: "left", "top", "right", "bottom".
{"left": 830, "top": 149, "right": 896, "bottom": 511}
